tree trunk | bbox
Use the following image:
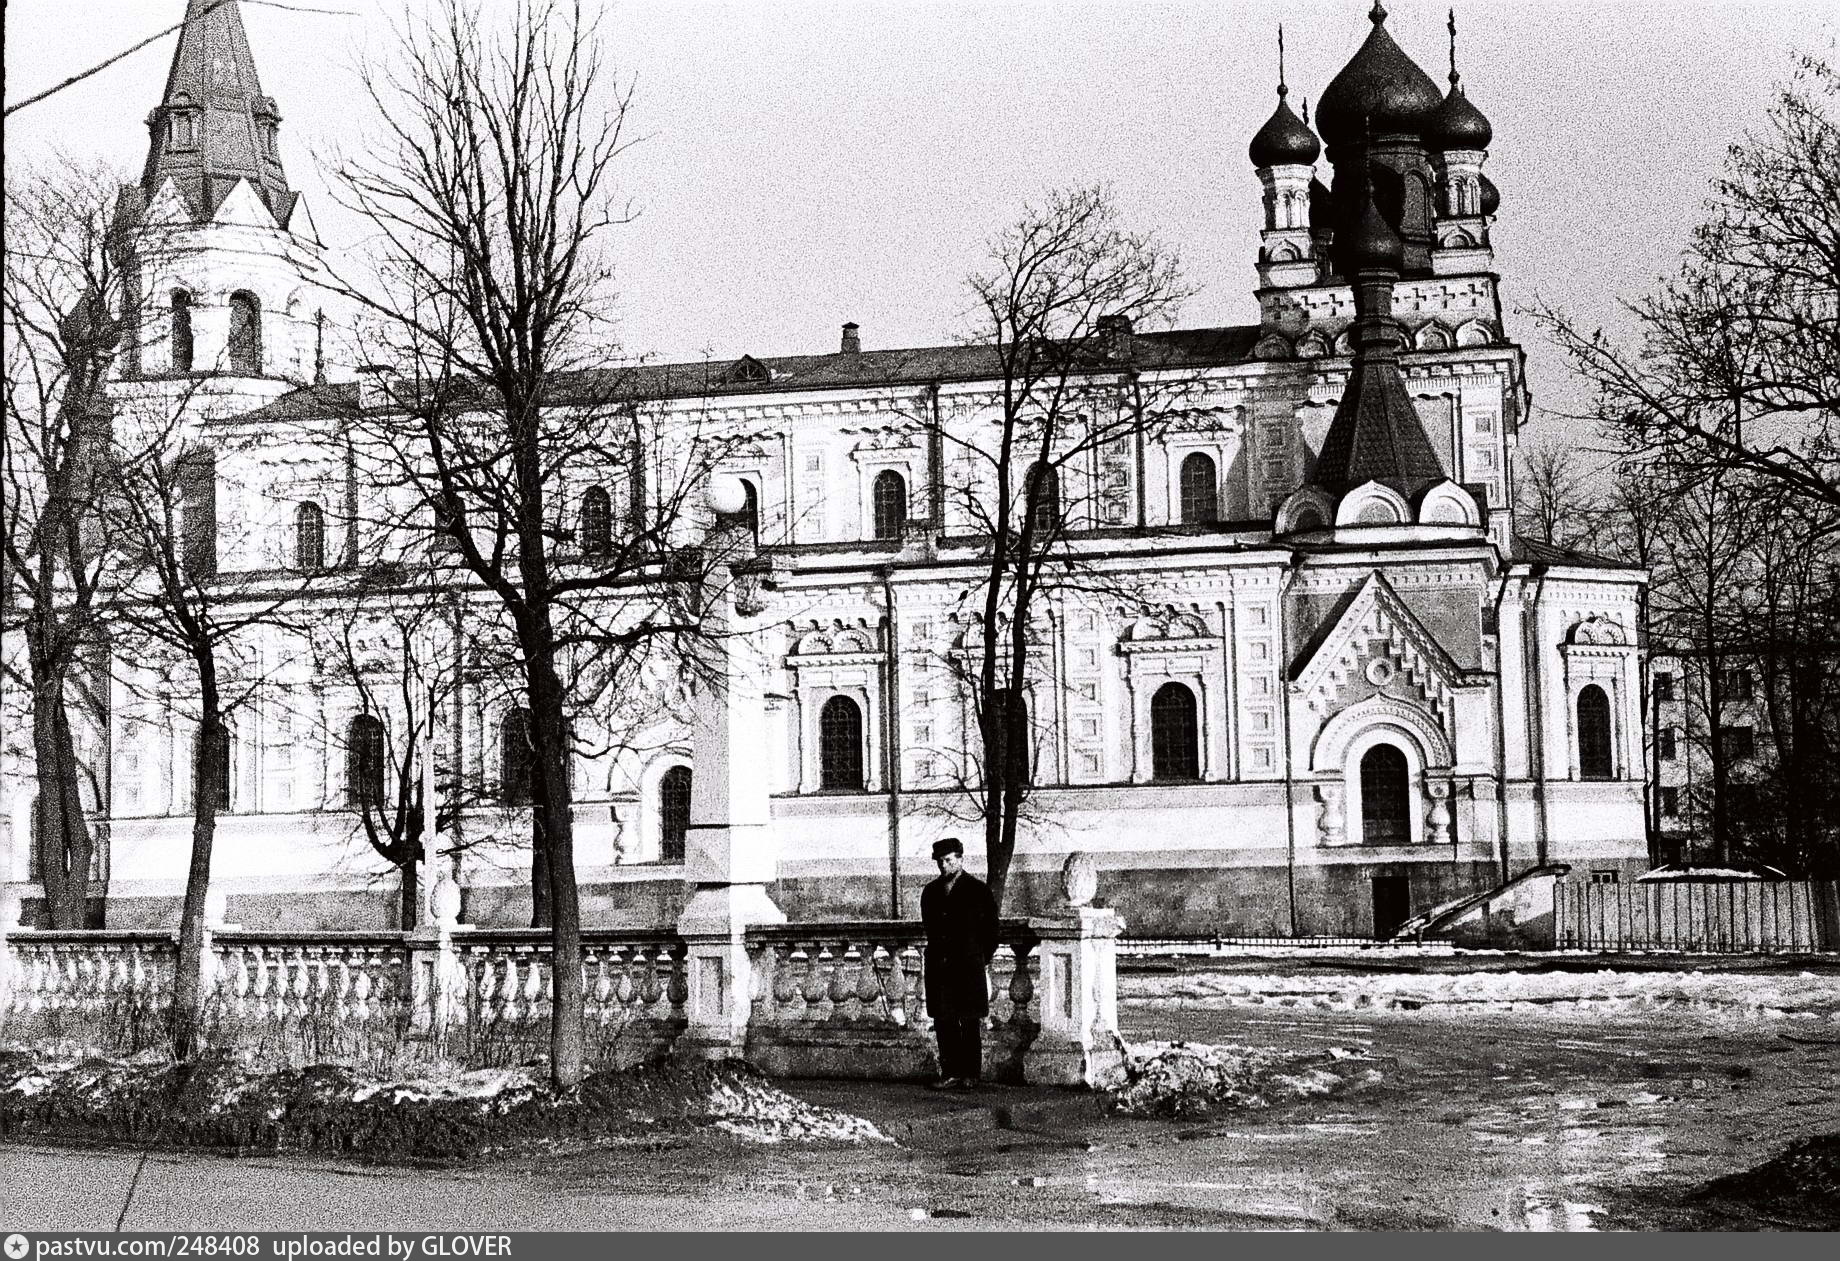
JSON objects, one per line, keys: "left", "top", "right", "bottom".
{"left": 524, "top": 650, "right": 583, "bottom": 1089}
{"left": 30, "top": 666, "right": 94, "bottom": 929}
{"left": 174, "top": 663, "right": 221, "bottom": 1061}
{"left": 399, "top": 854, "right": 419, "bottom": 931}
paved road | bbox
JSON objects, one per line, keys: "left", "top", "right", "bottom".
{"left": 6, "top": 1004, "right": 1838, "bottom": 1231}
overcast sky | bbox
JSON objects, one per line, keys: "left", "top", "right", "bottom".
{"left": 5, "top": 0, "right": 1835, "bottom": 449}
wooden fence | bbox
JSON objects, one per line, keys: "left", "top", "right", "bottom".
{"left": 1557, "top": 878, "right": 1840, "bottom": 952}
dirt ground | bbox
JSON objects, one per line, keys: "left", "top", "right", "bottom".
{"left": 7, "top": 998, "right": 1837, "bottom": 1230}
{"left": 554, "top": 1002, "right": 1840, "bottom": 1230}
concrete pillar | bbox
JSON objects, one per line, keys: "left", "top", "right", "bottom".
{"left": 1022, "top": 854, "right": 1126, "bottom": 1086}
{"left": 676, "top": 477, "right": 785, "bottom": 1060}
{"left": 409, "top": 874, "right": 463, "bottom": 1039}
{"left": 0, "top": 889, "right": 19, "bottom": 1016}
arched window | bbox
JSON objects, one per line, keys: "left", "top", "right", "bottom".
{"left": 1360, "top": 744, "right": 1411, "bottom": 844}
{"left": 346, "top": 714, "right": 387, "bottom": 809}
{"left": 227, "top": 291, "right": 261, "bottom": 374}
{"left": 659, "top": 765, "right": 692, "bottom": 863}
{"left": 294, "top": 502, "right": 325, "bottom": 570}
{"left": 1026, "top": 463, "right": 1059, "bottom": 536}
{"left": 580, "top": 485, "right": 612, "bottom": 555}
{"left": 196, "top": 724, "right": 232, "bottom": 813}
{"left": 1578, "top": 685, "right": 1614, "bottom": 780}
{"left": 170, "top": 292, "right": 194, "bottom": 372}
{"left": 1179, "top": 452, "right": 1219, "bottom": 524}
{"left": 500, "top": 707, "right": 533, "bottom": 805}
{"left": 734, "top": 478, "right": 759, "bottom": 545}
{"left": 819, "top": 695, "right": 865, "bottom": 791}
{"left": 872, "top": 470, "right": 907, "bottom": 541}
{"left": 1150, "top": 682, "right": 1200, "bottom": 781}
{"left": 178, "top": 450, "right": 216, "bottom": 577}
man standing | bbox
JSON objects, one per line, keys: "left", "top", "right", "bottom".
{"left": 920, "top": 836, "right": 999, "bottom": 1090}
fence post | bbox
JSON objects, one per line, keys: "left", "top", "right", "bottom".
{"left": 1022, "top": 854, "right": 1127, "bottom": 1087}
{"left": 0, "top": 890, "right": 19, "bottom": 1019}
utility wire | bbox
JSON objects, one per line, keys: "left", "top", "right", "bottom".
{"left": 3, "top": 0, "right": 355, "bottom": 119}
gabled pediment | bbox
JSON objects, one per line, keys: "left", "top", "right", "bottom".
{"left": 1292, "top": 571, "right": 1469, "bottom": 720}
{"left": 212, "top": 178, "right": 279, "bottom": 229}
{"left": 144, "top": 176, "right": 195, "bottom": 226}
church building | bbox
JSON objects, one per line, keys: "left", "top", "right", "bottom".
{"left": 7, "top": 1, "right": 1650, "bottom": 938}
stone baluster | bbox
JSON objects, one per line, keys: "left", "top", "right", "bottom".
{"left": 767, "top": 943, "right": 796, "bottom": 1020}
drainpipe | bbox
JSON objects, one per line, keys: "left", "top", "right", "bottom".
{"left": 1278, "top": 549, "right": 1306, "bottom": 937}
{"left": 1131, "top": 374, "right": 1147, "bottom": 529}
{"left": 925, "top": 384, "right": 945, "bottom": 529}
{"left": 1489, "top": 570, "right": 1514, "bottom": 885}
{"left": 879, "top": 566, "right": 903, "bottom": 918}
{"left": 1525, "top": 568, "right": 1551, "bottom": 866}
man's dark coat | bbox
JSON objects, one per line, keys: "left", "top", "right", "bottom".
{"left": 920, "top": 869, "right": 1000, "bottom": 1019}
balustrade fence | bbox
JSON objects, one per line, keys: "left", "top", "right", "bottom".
{"left": 0, "top": 906, "right": 1123, "bottom": 1085}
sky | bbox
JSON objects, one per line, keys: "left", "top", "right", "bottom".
{"left": 5, "top": 0, "right": 1835, "bottom": 451}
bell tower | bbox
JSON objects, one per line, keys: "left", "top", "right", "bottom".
{"left": 113, "top": 0, "right": 324, "bottom": 414}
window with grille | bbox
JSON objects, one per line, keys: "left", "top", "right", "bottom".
{"left": 819, "top": 695, "right": 865, "bottom": 791}
{"left": 1150, "top": 682, "right": 1200, "bottom": 781}
{"left": 994, "top": 686, "right": 1031, "bottom": 786}
{"left": 170, "top": 292, "right": 194, "bottom": 372}
{"left": 1577, "top": 685, "right": 1613, "bottom": 779}
{"left": 347, "top": 714, "right": 387, "bottom": 809}
{"left": 1026, "top": 463, "right": 1059, "bottom": 537}
{"left": 1179, "top": 452, "right": 1219, "bottom": 524}
{"left": 1360, "top": 743, "right": 1410, "bottom": 843}
{"left": 227, "top": 291, "right": 262, "bottom": 374}
{"left": 295, "top": 502, "right": 326, "bottom": 570}
{"left": 500, "top": 708, "right": 533, "bottom": 804}
{"left": 872, "top": 470, "right": 907, "bottom": 541}
{"left": 196, "top": 725, "right": 232, "bottom": 813}
{"left": 1725, "top": 668, "right": 1754, "bottom": 701}
{"left": 1653, "top": 671, "right": 1674, "bottom": 703}
{"left": 659, "top": 765, "right": 692, "bottom": 862}
{"left": 581, "top": 485, "right": 612, "bottom": 555}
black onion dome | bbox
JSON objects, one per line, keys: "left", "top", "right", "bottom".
{"left": 1249, "top": 89, "right": 1322, "bottom": 166}
{"left": 1317, "top": 4, "right": 1443, "bottom": 146}
{"left": 1344, "top": 178, "right": 1405, "bottom": 274}
{"left": 1479, "top": 173, "right": 1500, "bottom": 215}
{"left": 1426, "top": 85, "right": 1492, "bottom": 150}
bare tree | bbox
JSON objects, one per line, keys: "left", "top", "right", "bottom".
{"left": 1512, "top": 435, "right": 1604, "bottom": 552}
{"left": 104, "top": 412, "right": 310, "bottom": 1058}
{"left": 325, "top": 0, "right": 736, "bottom": 1088}
{"left": 926, "top": 185, "right": 1195, "bottom": 910}
{"left": 1, "top": 160, "right": 143, "bottom": 927}
{"left": 1533, "top": 53, "right": 1839, "bottom": 514}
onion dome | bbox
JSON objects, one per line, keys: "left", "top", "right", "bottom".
{"left": 1343, "top": 176, "right": 1405, "bottom": 274}
{"left": 1426, "top": 86, "right": 1492, "bottom": 150}
{"left": 1250, "top": 88, "right": 1322, "bottom": 167}
{"left": 1317, "top": 3, "right": 1444, "bottom": 147}
{"left": 1478, "top": 173, "right": 1500, "bottom": 215}
{"left": 1426, "top": 12, "right": 1492, "bottom": 150}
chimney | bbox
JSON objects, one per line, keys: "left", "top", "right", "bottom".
{"left": 840, "top": 322, "right": 861, "bottom": 355}
{"left": 1095, "top": 313, "right": 1134, "bottom": 362}
{"left": 355, "top": 363, "right": 400, "bottom": 411}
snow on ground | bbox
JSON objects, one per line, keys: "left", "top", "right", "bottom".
{"left": 1102, "top": 1041, "right": 1383, "bottom": 1118}
{"left": 1121, "top": 969, "right": 1840, "bottom": 1020}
